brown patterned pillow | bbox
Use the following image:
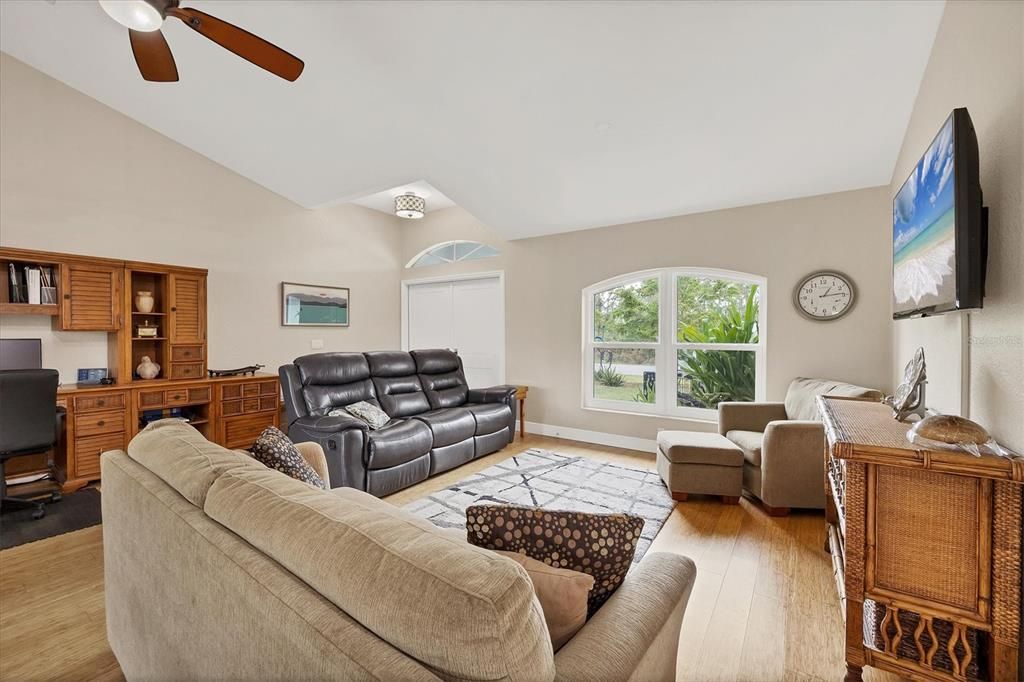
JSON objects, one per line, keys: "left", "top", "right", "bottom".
{"left": 466, "top": 503, "right": 643, "bottom": 615}
{"left": 250, "top": 427, "right": 326, "bottom": 490}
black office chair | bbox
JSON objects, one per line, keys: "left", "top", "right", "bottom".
{"left": 0, "top": 369, "right": 63, "bottom": 520}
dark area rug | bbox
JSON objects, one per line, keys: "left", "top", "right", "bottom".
{"left": 0, "top": 488, "right": 101, "bottom": 550}
{"left": 403, "top": 449, "right": 675, "bottom": 562}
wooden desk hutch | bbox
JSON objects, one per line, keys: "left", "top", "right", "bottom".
{"left": 1, "top": 247, "right": 279, "bottom": 491}
{"left": 820, "top": 396, "right": 1022, "bottom": 682}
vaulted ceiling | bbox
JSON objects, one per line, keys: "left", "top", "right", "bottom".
{"left": 0, "top": 1, "right": 944, "bottom": 239}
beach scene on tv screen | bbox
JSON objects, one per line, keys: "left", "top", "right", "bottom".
{"left": 893, "top": 115, "right": 957, "bottom": 313}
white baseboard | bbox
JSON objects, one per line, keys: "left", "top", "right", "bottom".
{"left": 523, "top": 421, "right": 657, "bottom": 453}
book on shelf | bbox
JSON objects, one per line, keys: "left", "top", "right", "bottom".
{"left": 8, "top": 263, "right": 22, "bottom": 303}
{"left": 26, "top": 267, "right": 41, "bottom": 305}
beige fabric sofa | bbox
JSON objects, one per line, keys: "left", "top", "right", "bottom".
{"left": 718, "top": 378, "right": 882, "bottom": 513}
{"left": 102, "top": 420, "right": 697, "bottom": 681}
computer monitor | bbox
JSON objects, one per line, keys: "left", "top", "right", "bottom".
{"left": 0, "top": 338, "right": 43, "bottom": 370}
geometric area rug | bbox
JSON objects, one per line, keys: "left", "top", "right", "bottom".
{"left": 402, "top": 449, "right": 675, "bottom": 562}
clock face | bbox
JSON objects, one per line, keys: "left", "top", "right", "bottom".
{"left": 794, "top": 272, "right": 856, "bottom": 320}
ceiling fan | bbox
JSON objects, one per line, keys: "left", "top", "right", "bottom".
{"left": 98, "top": 0, "right": 304, "bottom": 82}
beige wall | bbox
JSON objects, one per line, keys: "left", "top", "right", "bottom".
{"left": 402, "top": 186, "right": 893, "bottom": 440}
{"left": 889, "top": 0, "right": 1023, "bottom": 451}
{"left": 0, "top": 53, "right": 403, "bottom": 384}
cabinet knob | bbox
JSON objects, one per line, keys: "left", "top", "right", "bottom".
{"left": 97, "top": 400, "right": 105, "bottom": 406}
{"left": 97, "top": 420, "right": 105, "bottom": 427}
{"left": 171, "top": 306, "right": 177, "bottom": 312}
{"left": 64, "top": 293, "right": 71, "bottom": 300}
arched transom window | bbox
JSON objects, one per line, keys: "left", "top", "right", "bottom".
{"left": 407, "top": 241, "right": 500, "bottom": 268}
{"left": 583, "top": 267, "right": 766, "bottom": 420}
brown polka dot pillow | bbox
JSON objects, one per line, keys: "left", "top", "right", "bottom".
{"left": 465, "top": 503, "right": 644, "bottom": 616}
{"left": 250, "top": 427, "right": 326, "bottom": 490}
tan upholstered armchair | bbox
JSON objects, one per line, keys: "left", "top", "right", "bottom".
{"left": 718, "top": 378, "right": 882, "bottom": 515}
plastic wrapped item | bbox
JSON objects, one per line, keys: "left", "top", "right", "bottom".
{"left": 906, "top": 414, "right": 1016, "bottom": 458}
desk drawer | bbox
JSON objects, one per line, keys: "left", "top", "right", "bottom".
{"left": 138, "top": 389, "right": 165, "bottom": 409}
{"left": 171, "top": 345, "right": 204, "bottom": 362}
{"left": 259, "top": 381, "right": 277, "bottom": 396}
{"left": 170, "top": 362, "right": 204, "bottom": 380}
{"left": 74, "top": 432, "right": 126, "bottom": 479}
{"left": 73, "top": 392, "right": 125, "bottom": 413}
{"left": 164, "top": 387, "right": 191, "bottom": 407}
{"left": 188, "top": 386, "right": 211, "bottom": 403}
{"left": 75, "top": 409, "right": 126, "bottom": 437}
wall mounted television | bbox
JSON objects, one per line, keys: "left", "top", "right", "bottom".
{"left": 892, "top": 107, "right": 987, "bottom": 319}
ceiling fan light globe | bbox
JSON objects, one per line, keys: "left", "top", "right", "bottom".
{"left": 99, "top": 0, "right": 163, "bottom": 32}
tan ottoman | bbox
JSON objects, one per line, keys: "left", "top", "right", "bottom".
{"left": 656, "top": 431, "right": 743, "bottom": 504}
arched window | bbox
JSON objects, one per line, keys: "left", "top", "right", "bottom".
{"left": 407, "top": 240, "right": 500, "bottom": 268}
{"left": 583, "top": 268, "right": 766, "bottom": 420}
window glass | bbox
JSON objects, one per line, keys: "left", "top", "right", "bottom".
{"left": 431, "top": 243, "right": 456, "bottom": 262}
{"left": 676, "top": 277, "right": 759, "bottom": 343}
{"left": 465, "top": 244, "right": 499, "bottom": 260}
{"left": 593, "top": 348, "right": 656, "bottom": 404}
{"left": 592, "top": 277, "right": 659, "bottom": 343}
{"left": 454, "top": 241, "right": 481, "bottom": 260}
{"left": 677, "top": 349, "right": 756, "bottom": 409}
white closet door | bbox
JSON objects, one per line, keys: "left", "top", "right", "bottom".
{"left": 407, "top": 281, "right": 454, "bottom": 351}
{"left": 405, "top": 276, "right": 504, "bottom": 388}
{"left": 452, "top": 277, "right": 502, "bottom": 388}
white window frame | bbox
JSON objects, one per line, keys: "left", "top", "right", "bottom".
{"left": 406, "top": 240, "right": 499, "bottom": 268}
{"left": 582, "top": 267, "right": 767, "bottom": 422}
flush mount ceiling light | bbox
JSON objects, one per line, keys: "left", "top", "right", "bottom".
{"left": 395, "top": 193, "right": 426, "bottom": 220}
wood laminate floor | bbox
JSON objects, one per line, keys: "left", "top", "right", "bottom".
{"left": 0, "top": 434, "right": 904, "bottom": 681}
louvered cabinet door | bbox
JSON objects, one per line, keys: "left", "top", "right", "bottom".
{"left": 169, "top": 273, "right": 205, "bottom": 344}
{"left": 60, "top": 263, "right": 122, "bottom": 331}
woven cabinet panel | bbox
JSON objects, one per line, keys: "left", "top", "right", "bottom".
{"left": 992, "top": 481, "right": 1022, "bottom": 646}
{"left": 873, "top": 466, "right": 981, "bottom": 611}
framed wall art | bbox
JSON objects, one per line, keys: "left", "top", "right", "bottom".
{"left": 281, "top": 282, "right": 349, "bottom": 327}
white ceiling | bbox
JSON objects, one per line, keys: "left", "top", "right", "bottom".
{"left": 0, "top": 1, "right": 944, "bottom": 239}
{"left": 349, "top": 180, "right": 454, "bottom": 216}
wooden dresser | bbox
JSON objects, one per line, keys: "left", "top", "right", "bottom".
{"left": 820, "top": 396, "right": 1022, "bottom": 682}
{"left": 1, "top": 246, "right": 280, "bottom": 491}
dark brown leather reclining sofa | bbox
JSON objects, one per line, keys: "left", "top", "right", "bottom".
{"left": 279, "top": 349, "right": 517, "bottom": 497}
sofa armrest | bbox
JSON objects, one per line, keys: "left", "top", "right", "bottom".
{"left": 466, "top": 385, "right": 518, "bottom": 404}
{"left": 717, "top": 401, "right": 787, "bottom": 435}
{"left": 554, "top": 552, "right": 696, "bottom": 682}
{"left": 294, "top": 441, "right": 330, "bottom": 487}
{"left": 292, "top": 414, "right": 368, "bottom": 434}
{"left": 288, "top": 415, "right": 369, "bottom": 491}
{"left": 760, "top": 420, "right": 827, "bottom": 509}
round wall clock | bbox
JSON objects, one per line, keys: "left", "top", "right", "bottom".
{"left": 793, "top": 270, "right": 856, "bottom": 321}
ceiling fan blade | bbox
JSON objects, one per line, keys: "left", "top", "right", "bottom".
{"left": 168, "top": 7, "right": 304, "bottom": 82}
{"left": 129, "top": 29, "right": 179, "bottom": 82}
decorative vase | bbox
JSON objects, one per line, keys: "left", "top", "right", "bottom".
{"left": 137, "top": 356, "right": 160, "bottom": 380}
{"left": 135, "top": 291, "right": 155, "bottom": 314}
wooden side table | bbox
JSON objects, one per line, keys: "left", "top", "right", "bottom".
{"left": 514, "top": 386, "right": 528, "bottom": 440}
